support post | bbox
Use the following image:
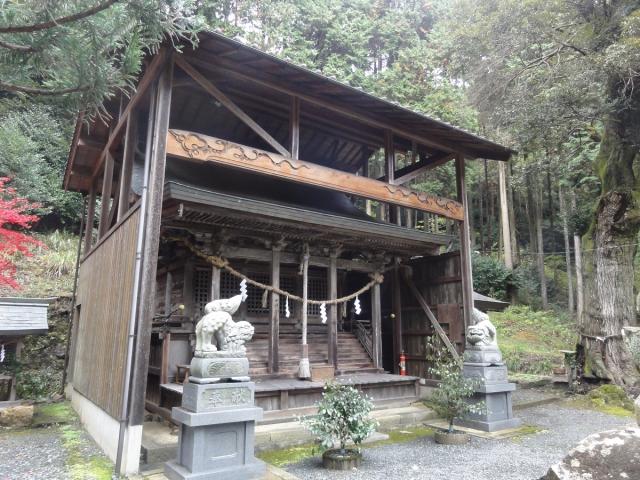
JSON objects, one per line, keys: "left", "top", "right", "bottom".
{"left": 211, "top": 266, "right": 220, "bottom": 301}
{"left": 269, "top": 246, "right": 281, "bottom": 373}
{"left": 392, "top": 264, "right": 403, "bottom": 373}
{"left": 371, "top": 283, "right": 382, "bottom": 370}
{"left": 498, "top": 161, "right": 513, "bottom": 269}
{"left": 328, "top": 251, "right": 338, "bottom": 368}
{"left": 298, "top": 245, "right": 311, "bottom": 378}
{"left": 456, "top": 154, "right": 474, "bottom": 329}
{"left": 98, "top": 152, "right": 114, "bottom": 238}
{"left": 117, "top": 114, "right": 137, "bottom": 220}
{"left": 384, "top": 130, "right": 399, "bottom": 224}
{"left": 128, "top": 56, "right": 173, "bottom": 426}
{"left": 289, "top": 96, "right": 300, "bottom": 160}
{"left": 84, "top": 182, "right": 97, "bottom": 254}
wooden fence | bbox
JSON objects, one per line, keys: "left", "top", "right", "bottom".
{"left": 72, "top": 207, "right": 140, "bottom": 419}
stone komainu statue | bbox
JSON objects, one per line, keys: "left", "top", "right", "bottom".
{"left": 195, "top": 294, "right": 255, "bottom": 357}
{"left": 466, "top": 308, "right": 498, "bottom": 348}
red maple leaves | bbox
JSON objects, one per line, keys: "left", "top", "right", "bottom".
{"left": 0, "top": 177, "right": 41, "bottom": 289}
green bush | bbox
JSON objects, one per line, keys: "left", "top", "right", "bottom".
{"left": 426, "top": 337, "right": 485, "bottom": 432}
{"left": 472, "top": 254, "right": 519, "bottom": 301}
{"left": 301, "top": 382, "right": 377, "bottom": 452}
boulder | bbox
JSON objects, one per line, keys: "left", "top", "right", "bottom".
{"left": 0, "top": 404, "right": 34, "bottom": 428}
{"left": 542, "top": 427, "right": 640, "bottom": 480}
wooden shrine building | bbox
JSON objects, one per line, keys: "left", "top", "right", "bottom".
{"left": 63, "top": 32, "right": 512, "bottom": 474}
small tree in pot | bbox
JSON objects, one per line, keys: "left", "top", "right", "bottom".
{"left": 427, "top": 338, "right": 485, "bottom": 444}
{"left": 301, "top": 382, "right": 377, "bottom": 470}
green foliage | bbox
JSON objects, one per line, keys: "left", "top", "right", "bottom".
{"left": 472, "top": 254, "right": 519, "bottom": 301}
{"left": 426, "top": 337, "right": 485, "bottom": 432}
{"left": 0, "top": 103, "right": 81, "bottom": 228}
{"left": 301, "top": 382, "right": 377, "bottom": 451}
{"left": 490, "top": 306, "right": 577, "bottom": 375}
{"left": 0, "top": 1, "right": 202, "bottom": 117}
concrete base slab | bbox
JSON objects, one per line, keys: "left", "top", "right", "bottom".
{"left": 141, "top": 464, "right": 297, "bottom": 480}
{"left": 456, "top": 416, "right": 522, "bottom": 432}
{"left": 424, "top": 419, "right": 534, "bottom": 440}
{"left": 165, "top": 459, "right": 266, "bottom": 480}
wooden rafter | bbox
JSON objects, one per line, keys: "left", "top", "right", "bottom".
{"left": 90, "top": 49, "right": 168, "bottom": 180}
{"left": 166, "top": 129, "right": 464, "bottom": 221}
{"left": 183, "top": 50, "right": 489, "bottom": 158}
{"left": 174, "top": 55, "right": 290, "bottom": 157}
{"left": 385, "top": 152, "right": 456, "bottom": 185}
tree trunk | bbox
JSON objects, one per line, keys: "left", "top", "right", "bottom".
{"left": 535, "top": 180, "right": 548, "bottom": 309}
{"left": 580, "top": 104, "right": 640, "bottom": 385}
{"left": 559, "top": 186, "right": 574, "bottom": 312}
{"left": 498, "top": 161, "right": 513, "bottom": 269}
{"left": 571, "top": 191, "right": 585, "bottom": 323}
{"left": 485, "top": 160, "right": 493, "bottom": 252}
{"left": 508, "top": 161, "right": 519, "bottom": 266}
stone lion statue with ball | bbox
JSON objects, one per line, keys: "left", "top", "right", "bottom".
{"left": 466, "top": 308, "right": 498, "bottom": 348}
{"left": 195, "top": 294, "right": 255, "bottom": 357}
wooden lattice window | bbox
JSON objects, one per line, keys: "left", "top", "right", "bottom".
{"left": 307, "top": 275, "right": 327, "bottom": 316}
{"left": 220, "top": 270, "right": 270, "bottom": 315}
{"left": 193, "top": 268, "right": 212, "bottom": 315}
{"left": 279, "top": 274, "right": 297, "bottom": 317}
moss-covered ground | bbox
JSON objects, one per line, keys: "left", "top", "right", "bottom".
{"left": 257, "top": 425, "right": 435, "bottom": 467}
{"left": 29, "top": 401, "right": 114, "bottom": 479}
{"left": 490, "top": 306, "right": 578, "bottom": 375}
{"left": 566, "top": 385, "right": 635, "bottom": 418}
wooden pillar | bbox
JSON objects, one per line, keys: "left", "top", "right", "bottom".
{"left": 384, "top": 130, "right": 399, "bottom": 224}
{"left": 328, "top": 251, "right": 338, "bottom": 368}
{"left": 84, "top": 182, "right": 97, "bottom": 254}
{"left": 392, "top": 265, "right": 403, "bottom": 373}
{"left": 98, "top": 152, "right": 115, "bottom": 238}
{"left": 456, "top": 154, "right": 474, "bottom": 329}
{"left": 117, "top": 114, "right": 137, "bottom": 220}
{"left": 498, "top": 161, "right": 513, "bottom": 269}
{"left": 268, "top": 246, "right": 281, "bottom": 373}
{"left": 371, "top": 283, "right": 382, "bottom": 370}
{"left": 129, "top": 55, "right": 173, "bottom": 426}
{"left": 289, "top": 96, "right": 300, "bottom": 160}
{"left": 183, "top": 259, "right": 195, "bottom": 318}
{"left": 210, "top": 266, "right": 220, "bottom": 301}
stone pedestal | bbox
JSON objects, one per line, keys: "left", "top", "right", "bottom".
{"left": 457, "top": 345, "right": 521, "bottom": 432}
{"left": 165, "top": 380, "right": 265, "bottom": 480}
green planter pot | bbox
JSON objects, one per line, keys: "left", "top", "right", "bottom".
{"left": 322, "top": 448, "right": 363, "bottom": 470}
{"left": 434, "top": 430, "right": 470, "bottom": 445}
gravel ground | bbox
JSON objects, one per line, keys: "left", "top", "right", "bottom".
{"left": 0, "top": 423, "right": 110, "bottom": 480}
{"left": 0, "top": 427, "right": 68, "bottom": 480}
{"left": 286, "top": 401, "right": 634, "bottom": 480}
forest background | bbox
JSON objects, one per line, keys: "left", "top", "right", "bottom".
{"left": 0, "top": 0, "right": 639, "bottom": 394}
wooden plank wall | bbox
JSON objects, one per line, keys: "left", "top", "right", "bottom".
{"left": 402, "top": 252, "right": 464, "bottom": 377}
{"left": 73, "top": 207, "right": 141, "bottom": 419}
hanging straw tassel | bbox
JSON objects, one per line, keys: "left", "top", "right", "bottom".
{"left": 261, "top": 289, "right": 269, "bottom": 309}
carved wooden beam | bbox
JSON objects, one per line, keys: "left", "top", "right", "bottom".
{"left": 166, "top": 129, "right": 464, "bottom": 221}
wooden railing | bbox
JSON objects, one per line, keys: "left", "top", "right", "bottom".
{"left": 354, "top": 318, "right": 374, "bottom": 362}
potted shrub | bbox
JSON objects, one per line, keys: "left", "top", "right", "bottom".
{"left": 301, "top": 382, "right": 377, "bottom": 470}
{"left": 427, "top": 338, "right": 485, "bottom": 445}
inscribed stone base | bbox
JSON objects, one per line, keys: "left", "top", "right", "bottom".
{"left": 463, "top": 346, "right": 503, "bottom": 366}
{"left": 165, "top": 406, "right": 265, "bottom": 480}
{"left": 182, "top": 381, "right": 255, "bottom": 413}
{"left": 189, "top": 356, "right": 249, "bottom": 382}
{"left": 456, "top": 379, "right": 521, "bottom": 432}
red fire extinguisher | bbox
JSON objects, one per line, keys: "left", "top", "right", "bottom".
{"left": 399, "top": 351, "right": 407, "bottom": 376}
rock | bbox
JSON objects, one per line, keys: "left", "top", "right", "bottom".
{"left": 0, "top": 405, "right": 34, "bottom": 428}
{"left": 635, "top": 395, "right": 639, "bottom": 426}
{"left": 542, "top": 427, "right": 640, "bottom": 480}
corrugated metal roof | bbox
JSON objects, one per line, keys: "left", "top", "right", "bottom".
{"left": 0, "top": 298, "right": 51, "bottom": 336}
